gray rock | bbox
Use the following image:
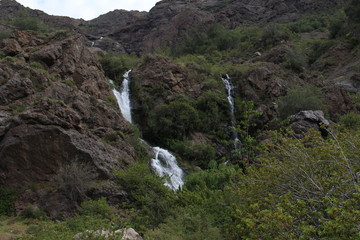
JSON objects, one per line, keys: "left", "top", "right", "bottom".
{"left": 289, "top": 110, "right": 330, "bottom": 138}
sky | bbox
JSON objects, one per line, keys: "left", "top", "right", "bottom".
{"left": 16, "top": 0, "right": 161, "bottom": 20}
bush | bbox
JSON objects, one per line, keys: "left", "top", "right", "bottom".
{"left": 52, "top": 161, "right": 98, "bottom": 202}
{"left": 284, "top": 46, "right": 307, "bottom": 71}
{"left": 146, "top": 208, "right": 224, "bottom": 240}
{"left": 228, "top": 130, "right": 360, "bottom": 239}
{"left": 196, "top": 91, "right": 229, "bottom": 134}
{"left": 10, "top": 10, "right": 47, "bottom": 32}
{"left": 0, "top": 29, "right": 13, "bottom": 40}
{"left": 339, "top": 112, "right": 360, "bottom": 130}
{"left": 99, "top": 53, "right": 140, "bottom": 83}
{"left": 80, "top": 198, "right": 114, "bottom": 220}
{"left": 114, "top": 162, "right": 175, "bottom": 231}
{"left": 0, "top": 187, "right": 18, "bottom": 216}
{"left": 22, "top": 205, "right": 46, "bottom": 219}
{"left": 261, "top": 23, "right": 291, "bottom": 47}
{"left": 170, "top": 140, "right": 217, "bottom": 169}
{"left": 277, "top": 84, "right": 327, "bottom": 119}
{"left": 148, "top": 101, "right": 200, "bottom": 142}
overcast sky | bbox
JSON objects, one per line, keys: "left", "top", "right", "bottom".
{"left": 16, "top": 0, "right": 161, "bottom": 20}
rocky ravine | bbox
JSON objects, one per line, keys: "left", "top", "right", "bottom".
{"left": 0, "top": 30, "right": 136, "bottom": 216}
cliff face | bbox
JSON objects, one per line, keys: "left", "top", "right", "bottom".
{"left": 0, "top": 30, "right": 136, "bottom": 215}
{"left": 108, "top": 0, "right": 346, "bottom": 54}
{"left": 0, "top": 0, "right": 346, "bottom": 54}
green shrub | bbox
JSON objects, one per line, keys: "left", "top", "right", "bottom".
{"left": 114, "top": 162, "right": 175, "bottom": 231}
{"left": 10, "top": 10, "right": 47, "bottom": 32}
{"left": 62, "top": 78, "right": 77, "bottom": 88}
{"left": 308, "top": 39, "right": 335, "bottom": 64}
{"left": 284, "top": 46, "right": 307, "bottom": 71}
{"left": 9, "top": 104, "right": 26, "bottom": 114}
{"left": 287, "top": 15, "right": 326, "bottom": 33}
{"left": 0, "top": 187, "right": 18, "bottom": 216}
{"left": 146, "top": 208, "right": 224, "bottom": 240}
{"left": 99, "top": 53, "right": 140, "bottom": 83}
{"left": 196, "top": 91, "right": 229, "bottom": 134}
{"left": 148, "top": 101, "right": 200, "bottom": 142}
{"left": 22, "top": 205, "right": 46, "bottom": 219}
{"left": 52, "top": 161, "right": 98, "bottom": 202}
{"left": 30, "top": 61, "right": 45, "bottom": 70}
{"left": 0, "top": 29, "right": 13, "bottom": 40}
{"left": 339, "top": 112, "right": 360, "bottom": 130}
{"left": 277, "top": 84, "right": 327, "bottom": 119}
{"left": 261, "top": 23, "right": 291, "bottom": 47}
{"left": 105, "top": 95, "right": 117, "bottom": 108}
{"left": 170, "top": 140, "right": 217, "bottom": 169}
{"left": 228, "top": 130, "right": 360, "bottom": 239}
{"left": 80, "top": 198, "right": 114, "bottom": 220}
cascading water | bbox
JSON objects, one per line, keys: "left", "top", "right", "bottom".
{"left": 113, "top": 70, "right": 133, "bottom": 123}
{"left": 150, "top": 147, "right": 184, "bottom": 190}
{"left": 222, "top": 74, "right": 240, "bottom": 146}
{"left": 112, "top": 70, "right": 184, "bottom": 190}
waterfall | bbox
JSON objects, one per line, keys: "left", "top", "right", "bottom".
{"left": 222, "top": 74, "right": 240, "bottom": 146}
{"left": 112, "top": 70, "right": 184, "bottom": 190}
{"left": 150, "top": 147, "right": 184, "bottom": 190}
{"left": 113, "top": 70, "right": 133, "bottom": 123}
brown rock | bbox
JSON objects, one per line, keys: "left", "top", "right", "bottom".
{"left": 0, "top": 38, "right": 22, "bottom": 56}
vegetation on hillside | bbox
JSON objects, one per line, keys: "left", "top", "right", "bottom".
{"left": 1, "top": 1, "right": 360, "bottom": 240}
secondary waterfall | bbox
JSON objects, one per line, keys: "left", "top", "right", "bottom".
{"left": 112, "top": 70, "right": 184, "bottom": 190}
{"left": 222, "top": 74, "right": 240, "bottom": 146}
{"left": 113, "top": 70, "right": 132, "bottom": 123}
{"left": 151, "top": 147, "right": 184, "bottom": 190}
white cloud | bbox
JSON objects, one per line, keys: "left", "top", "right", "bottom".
{"left": 16, "top": 0, "right": 160, "bottom": 20}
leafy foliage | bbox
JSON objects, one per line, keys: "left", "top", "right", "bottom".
{"left": 148, "top": 101, "right": 200, "bottom": 143}
{"left": 99, "top": 53, "right": 140, "bottom": 83}
{"left": 21, "top": 198, "right": 124, "bottom": 240}
{"left": 114, "top": 162, "right": 176, "bottom": 232}
{"left": 0, "top": 187, "right": 18, "bottom": 216}
{"left": 339, "top": 112, "right": 360, "bottom": 130}
{"left": 227, "top": 130, "right": 360, "bottom": 239}
{"left": 10, "top": 10, "right": 47, "bottom": 32}
{"left": 52, "top": 161, "right": 98, "bottom": 202}
{"left": 277, "top": 84, "right": 327, "bottom": 119}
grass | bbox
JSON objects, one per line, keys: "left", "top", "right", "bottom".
{"left": 0, "top": 217, "right": 29, "bottom": 239}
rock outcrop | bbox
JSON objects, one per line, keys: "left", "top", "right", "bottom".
{"left": 0, "top": 30, "right": 136, "bottom": 215}
{"left": 289, "top": 110, "right": 330, "bottom": 138}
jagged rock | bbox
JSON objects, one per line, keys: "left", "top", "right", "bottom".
{"left": 0, "top": 30, "right": 136, "bottom": 215}
{"left": 0, "top": 71, "right": 34, "bottom": 105}
{"left": 289, "top": 110, "right": 330, "bottom": 138}
{"left": 238, "top": 63, "right": 288, "bottom": 102}
{"left": 122, "top": 228, "right": 143, "bottom": 240}
{"left": 324, "top": 86, "right": 357, "bottom": 120}
{"left": 0, "top": 38, "right": 22, "bottom": 56}
{"left": 29, "top": 34, "right": 111, "bottom": 99}
{"left": 108, "top": 0, "right": 345, "bottom": 54}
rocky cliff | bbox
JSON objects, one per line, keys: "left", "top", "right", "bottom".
{"left": 108, "top": 0, "right": 346, "bottom": 54}
{"left": 0, "top": 29, "right": 137, "bottom": 215}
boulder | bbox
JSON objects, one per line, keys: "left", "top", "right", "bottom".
{"left": 0, "top": 38, "right": 22, "bottom": 56}
{"left": 289, "top": 110, "right": 330, "bottom": 138}
{"left": 74, "top": 228, "right": 142, "bottom": 240}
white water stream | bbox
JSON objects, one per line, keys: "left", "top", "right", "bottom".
{"left": 112, "top": 70, "right": 184, "bottom": 190}
{"left": 113, "top": 70, "right": 133, "bottom": 123}
{"left": 222, "top": 74, "right": 240, "bottom": 146}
